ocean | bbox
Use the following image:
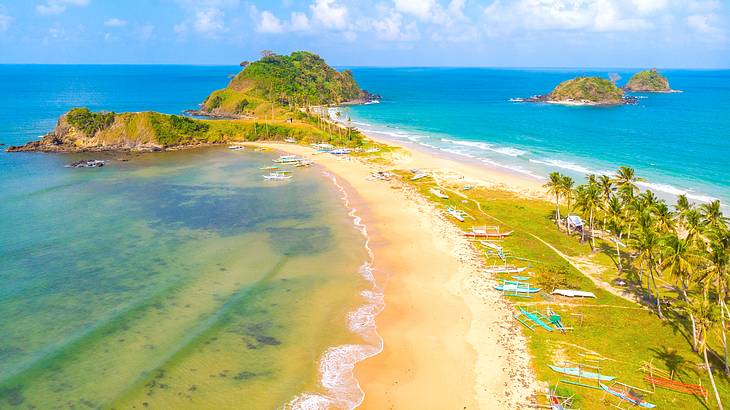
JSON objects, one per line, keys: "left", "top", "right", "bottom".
{"left": 0, "top": 66, "right": 379, "bottom": 408}
{"left": 343, "top": 67, "right": 730, "bottom": 206}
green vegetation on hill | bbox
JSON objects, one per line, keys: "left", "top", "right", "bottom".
{"left": 202, "top": 51, "right": 364, "bottom": 116}
{"left": 31, "top": 108, "right": 367, "bottom": 151}
{"left": 548, "top": 77, "right": 624, "bottom": 104}
{"left": 626, "top": 69, "right": 671, "bottom": 92}
{"left": 66, "top": 108, "right": 116, "bottom": 137}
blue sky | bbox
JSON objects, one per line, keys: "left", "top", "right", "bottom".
{"left": 0, "top": 0, "right": 728, "bottom": 67}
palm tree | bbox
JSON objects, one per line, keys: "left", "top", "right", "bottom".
{"left": 701, "top": 200, "right": 728, "bottom": 230}
{"left": 604, "top": 195, "right": 626, "bottom": 271}
{"left": 544, "top": 172, "right": 564, "bottom": 227}
{"left": 597, "top": 174, "right": 614, "bottom": 228}
{"left": 560, "top": 175, "right": 575, "bottom": 234}
{"left": 661, "top": 233, "right": 700, "bottom": 351}
{"left": 692, "top": 298, "right": 724, "bottom": 410}
{"left": 632, "top": 227, "right": 663, "bottom": 318}
{"left": 613, "top": 166, "right": 644, "bottom": 195}
{"left": 654, "top": 201, "right": 675, "bottom": 234}
{"left": 707, "top": 229, "right": 730, "bottom": 373}
{"left": 576, "top": 183, "right": 601, "bottom": 249}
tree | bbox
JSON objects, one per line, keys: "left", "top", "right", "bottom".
{"left": 632, "top": 227, "right": 663, "bottom": 318}
{"left": 701, "top": 200, "right": 728, "bottom": 230}
{"left": 597, "top": 174, "right": 614, "bottom": 228}
{"left": 692, "top": 298, "right": 724, "bottom": 410}
{"left": 576, "top": 182, "right": 601, "bottom": 249}
{"left": 661, "top": 233, "right": 700, "bottom": 350}
{"left": 707, "top": 229, "right": 730, "bottom": 373}
{"left": 544, "top": 172, "right": 564, "bottom": 227}
{"left": 613, "top": 166, "right": 644, "bottom": 195}
{"left": 561, "top": 175, "right": 575, "bottom": 234}
{"left": 604, "top": 195, "right": 626, "bottom": 271}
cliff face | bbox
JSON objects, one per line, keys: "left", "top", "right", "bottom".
{"left": 626, "top": 69, "right": 671, "bottom": 92}
{"left": 7, "top": 109, "right": 218, "bottom": 152}
{"left": 547, "top": 77, "right": 625, "bottom": 105}
{"left": 201, "top": 51, "right": 365, "bottom": 117}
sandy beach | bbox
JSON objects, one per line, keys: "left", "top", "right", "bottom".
{"left": 253, "top": 140, "right": 539, "bottom": 409}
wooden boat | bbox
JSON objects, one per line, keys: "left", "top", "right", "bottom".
{"left": 293, "top": 160, "right": 314, "bottom": 167}
{"left": 644, "top": 374, "right": 708, "bottom": 398}
{"left": 548, "top": 365, "right": 615, "bottom": 381}
{"left": 429, "top": 188, "right": 449, "bottom": 199}
{"left": 484, "top": 265, "right": 526, "bottom": 274}
{"left": 464, "top": 228, "right": 513, "bottom": 238}
{"left": 263, "top": 171, "right": 292, "bottom": 181}
{"left": 260, "top": 166, "right": 279, "bottom": 170}
{"left": 600, "top": 383, "right": 656, "bottom": 408}
{"left": 515, "top": 307, "right": 551, "bottom": 330}
{"left": 549, "top": 394, "right": 564, "bottom": 410}
{"left": 447, "top": 207, "right": 465, "bottom": 222}
{"left": 495, "top": 283, "right": 541, "bottom": 294}
{"left": 273, "top": 155, "right": 305, "bottom": 164}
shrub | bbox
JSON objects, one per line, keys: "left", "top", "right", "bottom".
{"left": 66, "top": 108, "right": 116, "bottom": 137}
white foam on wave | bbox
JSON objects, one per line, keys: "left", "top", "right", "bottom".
{"left": 441, "top": 138, "right": 527, "bottom": 157}
{"left": 478, "top": 157, "right": 546, "bottom": 180}
{"left": 287, "top": 174, "right": 385, "bottom": 410}
{"left": 529, "top": 158, "right": 613, "bottom": 176}
{"left": 637, "top": 181, "right": 719, "bottom": 204}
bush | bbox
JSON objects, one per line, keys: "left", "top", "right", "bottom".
{"left": 534, "top": 264, "right": 576, "bottom": 292}
{"left": 66, "top": 108, "right": 115, "bottom": 137}
{"left": 149, "top": 113, "right": 210, "bottom": 146}
{"left": 235, "top": 99, "right": 250, "bottom": 114}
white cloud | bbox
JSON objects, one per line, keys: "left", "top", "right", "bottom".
{"left": 0, "top": 13, "right": 12, "bottom": 32}
{"left": 687, "top": 13, "right": 726, "bottom": 43}
{"left": 193, "top": 8, "right": 226, "bottom": 37}
{"left": 372, "top": 10, "right": 419, "bottom": 41}
{"left": 393, "top": 0, "right": 437, "bottom": 20}
{"left": 257, "top": 10, "right": 283, "bottom": 33}
{"left": 36, "top": 0, "right": 90, "bottom": 15}
{"left": 311, "top": 0, "right": 348, "bottom": 29}
{"left": 290, "top": 11, "right": 311, "bottom": 31}
{"left": 482, "top": 0, "right": 655, "bottom": 34}
{"left": 104, "top": 18, "right": 127, "bottom": 27}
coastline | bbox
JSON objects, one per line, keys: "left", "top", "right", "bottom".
{"left": 251, "top": 141, "right": 538, "bottom": 408}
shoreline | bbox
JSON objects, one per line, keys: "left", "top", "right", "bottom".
{"left": 251, "top": 141, "right": 538, "bottom": 408}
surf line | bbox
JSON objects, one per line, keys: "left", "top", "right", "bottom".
{"left": 287, "top": 172, "right": 385, "bottom": 410}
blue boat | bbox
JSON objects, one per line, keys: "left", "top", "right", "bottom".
{"left": 548, "top": 365, "right": 615, "bottom": 381}
{"left": 600, "top": 383, "right": 656, "bottom": 408}
{"left": 495, "top": 283, "right": 541, "bottom": 293}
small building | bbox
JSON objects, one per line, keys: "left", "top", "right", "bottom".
{"left": 566, "top": 215, "right": 584, "bottom": 232}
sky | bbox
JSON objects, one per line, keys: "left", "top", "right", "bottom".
{"left": 0, "top": 0, "right": 728, "bottom": 68}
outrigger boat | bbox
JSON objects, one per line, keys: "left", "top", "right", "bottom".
{"left": 273, "top": 155, "right": 306, "bottom": 164}
{"left": 514, "top": 307, "right": 552, "bottom": 330}
{"left": 429, "top": 188, "right": 449, "bottom": 199}
{"left": 411, "top": 172, "right": 429, "bottom": 181}
{"left": 260, "top": 166, "right": 279, "bottom": 170}
{"left": 600, "top": 383, "right": 656, "bottom": 408}
{"left": 484, "top": 265, "right": 527, "bottom": 274}
{"left": 463, "top": 226, "right": 514, "bottom": 238}
{"left": 293, "top": 160, "right": 314, "bottom": 167}
{"left": 548, "top": 365, "right": 615, "bottom": 381}
{"left": 446, "top": 207, "right": 466, "bottom": 222}
{"left": 496, "top": 282, "right": 541, "bottom": 295}
{"left": 263, "top": 171, "right": 292, "bottom": 181}
{"left": 329, "top": 148, "right": 352, "bottom": 155}
{"left": 228, "top": 145, "right": 245, "bottom": 150}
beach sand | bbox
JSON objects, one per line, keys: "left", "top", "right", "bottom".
{"left": 253, "top": 140, "right": 539, "bottom": 409}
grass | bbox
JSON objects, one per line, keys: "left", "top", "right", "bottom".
{"left": 396, "top": 173, "right": 729, "bottom": 409}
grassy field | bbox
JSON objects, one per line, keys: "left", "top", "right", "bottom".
{"left": 397, "top": 172, "right": 729, "bottom": 409}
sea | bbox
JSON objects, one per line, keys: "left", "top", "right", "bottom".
{"left": 343, "top": 67, "right": 730, "bottom": 207}
{"left": 1, "top": 65, "right": 728, "bottom": 409}
{"left": 0, "top": 65, "right": 381, "bottom": 409}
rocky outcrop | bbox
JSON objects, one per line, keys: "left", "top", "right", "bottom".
{"left": 625, "top": 69, "right": 671, "bottom": 92}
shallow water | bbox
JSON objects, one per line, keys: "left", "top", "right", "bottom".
{"left": 0, "top": 148, "right": 371, "bottom": 408}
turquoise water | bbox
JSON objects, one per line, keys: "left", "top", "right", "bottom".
{"left": 345, "top": 68, "right": 730, "bottom": 205}
{"left": 0, "top": 66, "right": 375, "bottom": 408}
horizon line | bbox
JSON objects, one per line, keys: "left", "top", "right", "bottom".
{"left": 0, "top": 63, "right": 729, "bottom": 70}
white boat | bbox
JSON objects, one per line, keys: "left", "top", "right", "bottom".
{"left": 484, "top": 265, "right": 527, "bottom": 274}
{"left": 551, "top": 289, "right": 596, "bottom": 298}
{"left": 273, "top": 155, "right": 306, "bottom": 164}
{"left": 447, "top": 207, "right": 465, "bottom": 222}
{"left": 260, "top": 166, "right": 279, "bottom": 170}
{"left": 330, "top": 148, "right": 352, "bottom": 155}
{"left": 411, "top": 172, "right": 429, "bottom": 181}
{"left": 429, "top": 188, "right": 449, "bottom": 199}
{"left": 263, "top": 171, "right": 292, "bottom": 181}
{"left": 228, "top": 145, "right": 245, "bottom": 150}
{"left": 293, "top": 160, "right": 314, "bottom": 167}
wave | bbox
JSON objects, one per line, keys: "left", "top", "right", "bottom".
{"left": 441, "top": 138, "right": 527, "bottom": 157}
{"left": 288, "top": 174, "right": 385, "bottom": 410}
{"left": 637, "top": 181, "right": 719, "bottom": 204}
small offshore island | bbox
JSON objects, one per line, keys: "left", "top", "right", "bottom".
{"left": 513, "top": 68, "right": 674, "bottom": 106}
{"left": 7, "top": 51, "right": 377, "bottom": 153}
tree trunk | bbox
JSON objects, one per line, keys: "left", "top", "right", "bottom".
{"left": 705, "top": 346, "right": 724, "bottom": 410}
{"left": 682, "top": 286, "right": 698, "bottom": 352}
{"left": 555, "top": 195, "right": 561, "bottom": 227}
{"left": 590, "top": 210, "right": 596, "bottom": 250}
{"left": 722, "top": 299, "right": 729, "bottom": 374}
{"left": 616, "top": 241, "right": 623, "bottom": 273}
{"left": 649, "top": 264, "right": 663, "bottom": 319}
